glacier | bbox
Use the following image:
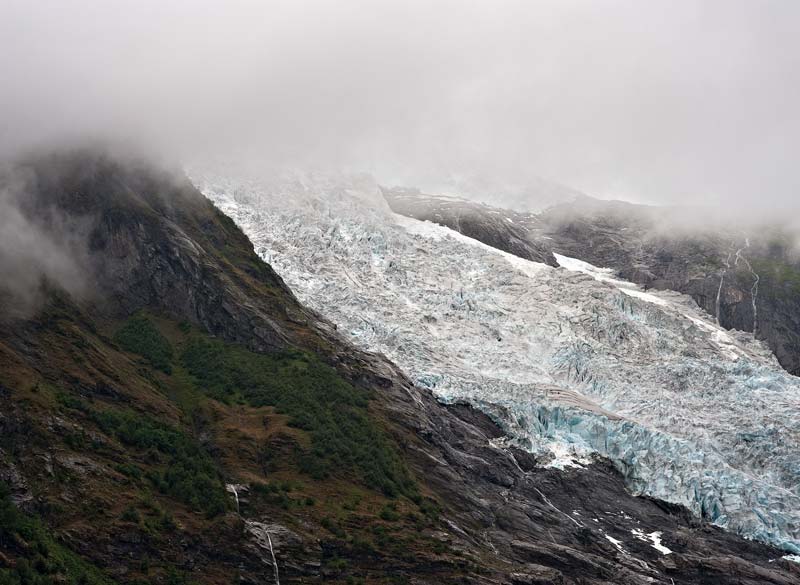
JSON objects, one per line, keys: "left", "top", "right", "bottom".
{"left": 190, "top": 168, "right": 800, "bottom": 554}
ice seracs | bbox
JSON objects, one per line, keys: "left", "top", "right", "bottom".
{"left": 191, "top": 168, "right": 800, "bottom": 554}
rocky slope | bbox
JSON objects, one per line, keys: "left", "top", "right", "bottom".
{"left": 0, "top": 151, "right": 798, "bottom": 584}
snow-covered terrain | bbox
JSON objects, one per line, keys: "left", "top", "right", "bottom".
{"left": 190, "top": 169, "right": 800, "bottom": 554}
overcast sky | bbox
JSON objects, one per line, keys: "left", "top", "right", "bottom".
{"left": 1, "top": 0, "right": 798, "bottom": 210}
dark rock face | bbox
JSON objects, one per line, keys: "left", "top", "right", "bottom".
{"left": 384, "top": 187, "right": 558, "bottom": 266}
{"left": 3, "top": 149, "right": 317, "bottom": 353}
{"left": 385, "top": 189, "right": 800, "bottom": 376}
{"left": 1, "top": 150, "right": 798, "bottom": 584}
{"left": 386, "top": 388, "right": 800, "bottom": 584}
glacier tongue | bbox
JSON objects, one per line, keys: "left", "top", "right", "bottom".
{"left": 190, "top": 169, "right": 800, "bottom": 554}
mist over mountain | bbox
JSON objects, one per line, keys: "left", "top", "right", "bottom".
{"left": 0, "top": 156, "right": 92, "bottom": 315}
{"left": 2, "top": 2, "right": 800, "bottom": 584}
{"left": 2, "top": 0, "right": 799, "bottom": 217}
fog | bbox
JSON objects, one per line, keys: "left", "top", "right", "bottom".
{"left": 0, "top": 158, "right": 92, "bottom": 316}
{"left": 1, "top": 0, "right": 799, "bottom": 212}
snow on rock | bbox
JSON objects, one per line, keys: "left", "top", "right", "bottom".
{"left": 631, "top": 528, "right": 672, "bottom": 555}
{"left": 604, "top": 534, "right": 627, "bottom": 554}
{"left": 190, "top": 168, "right": 800, "bottom": 554}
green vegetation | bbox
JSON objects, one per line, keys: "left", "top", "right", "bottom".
{"left": 57, "top": 391, "right": 228, "bottom": 516}
{"left": 92, "top": 409, "right": 228, "bottom": 517}
{"left": 320, "top": 516, "right": 346, "bottom": 538}
{"left": 323, "top": 556, "right": 349, "bottom": 575}
{"left": 31, "top": 312, "right": 434, "bottom": 580}
{"left": 181, "top": 336, "right": 417, "bottom": 498}
{"left": 111, "top": 313, "right": 418, "bottom": 499}
{"left": 379, "top": 502, "right": 400, "bottom": 522}
{"left": 120, "top": 505, "right": 140, "bottom": 523}
{"left": 138, "top": 493, "right": 178, "bottom": 533}
{"left": 250, "top": 481, "right": 298, "bottom": 510}
{"left": 0, "top": 482, "right": 117, "bottom": 585}
{"left": 113, "top": 462, "right": 143, "bottom": 480}
{"left": 114, "top": 314, "right": 174, "bottom": 373}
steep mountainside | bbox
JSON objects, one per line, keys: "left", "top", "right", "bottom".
{"left": 384, "top": 189, "right": 800, "bottom": 377}
{"left": 1, "top": 152, "right": 799, "bottom": 585}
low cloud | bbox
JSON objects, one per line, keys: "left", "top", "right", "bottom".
{"left": 1, "top": 0, "right": 798, "bottom": 215}
{"left": 0, "top": 161, "right": 91, "bottom": 316}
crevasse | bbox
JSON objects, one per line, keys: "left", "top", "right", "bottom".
{"left": 190, "top": 169, "right": 800, "bottom": 553}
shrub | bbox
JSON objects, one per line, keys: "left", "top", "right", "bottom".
{"left": 0, "top": 482, "right": 117, "bottom": 585}
{"left": 93, "top": 409, "right": 228, "bottom": 517}
{"left": 325, "top": 557, "right": 348, "bottom": 574}
{"left": 181, "top": 337, "right": 417, "bottom": 498}
{"left": 114, "top": 314, "right": 174, "bottom": 373}
{"left": 113, "top": 463, "right": 142, "bottom": 480}
{"left": 379, "top": 503, "right": 400, "bottom": 522}
{"left": 320, "top": 517, "right": 345, "bottom": 538}
{"left": 120, "top": 506, "right": 140, "bottom": 523}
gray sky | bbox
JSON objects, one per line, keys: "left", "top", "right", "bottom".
{"left": 1, "top": 0, "right": 798, "bottom": 210}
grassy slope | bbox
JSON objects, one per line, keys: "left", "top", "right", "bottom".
{"left": 0, "top": 157, "right": 487, "bottom": 583}
{"left": 0, "top": 305, "right": 472, "bottom": 584}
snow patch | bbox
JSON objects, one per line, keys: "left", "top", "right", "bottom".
{"left": 604, "top": 534, "right": 626, "bottom": 554}
{"left": 632, "top": 528, "right": 672, "bottom": 555}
